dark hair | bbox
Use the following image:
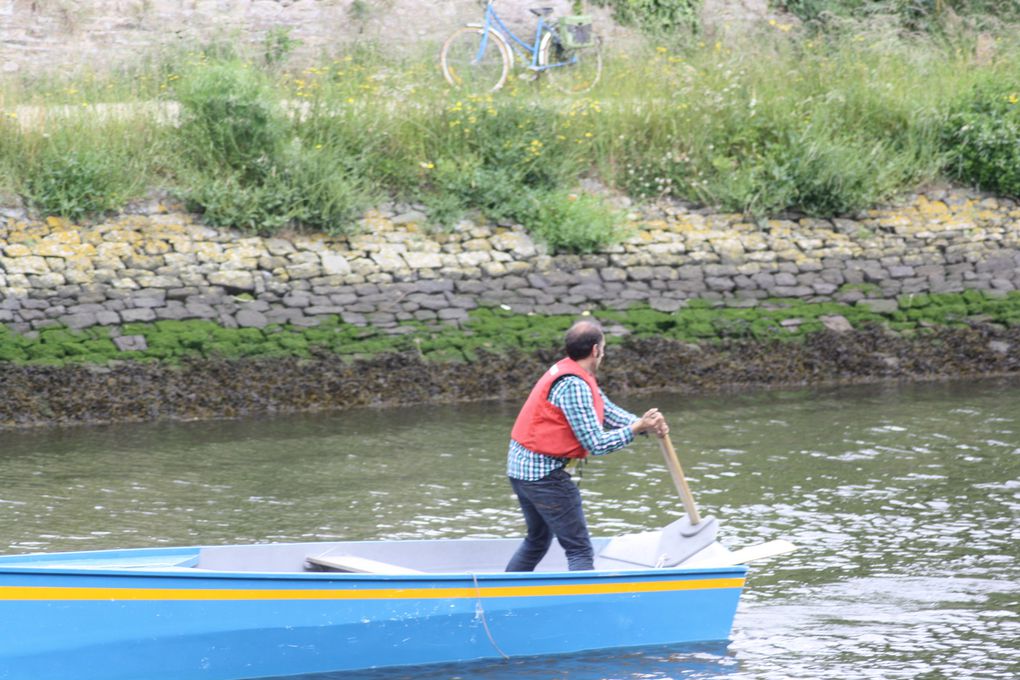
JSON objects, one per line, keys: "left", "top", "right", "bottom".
{"left": 564, "top": 321, "right": 604, "bottom": 360}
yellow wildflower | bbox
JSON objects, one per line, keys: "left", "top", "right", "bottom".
{"left": 419, "top": 161, "right": 435, "bottom": 170}
{"left": 1009, "top": 93, "right": 1019, "bottom": 105}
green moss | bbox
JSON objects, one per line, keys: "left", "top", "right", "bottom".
{"left": 1, "top": 290, "right": 1019, "bottom": 367}
{"left": 0, "top": 346, "right": 27, "bottom": 362}
{"left": 898, "top": 293, "right": 931, "bottom": 309}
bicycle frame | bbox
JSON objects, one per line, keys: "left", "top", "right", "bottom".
{"left": 475, "top": 1, "right": 577, "bottom": 71}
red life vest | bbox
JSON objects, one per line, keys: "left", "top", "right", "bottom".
{"left": 510, "top": 357, "right": 605, "bottom": 459}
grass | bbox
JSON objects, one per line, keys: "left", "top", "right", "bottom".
{"left": 2, "top": 26, "right": 1020, "bottom": 242}
{"left": 2, "top": 291, "right": 1018, "bottom": 367}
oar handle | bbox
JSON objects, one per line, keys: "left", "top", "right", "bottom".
{"left": 657, "top": 433, "right": 702, "bottom": 525}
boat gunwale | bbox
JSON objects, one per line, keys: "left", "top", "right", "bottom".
{"left": 0, "top": 562, "right": 748, "bottom": 581}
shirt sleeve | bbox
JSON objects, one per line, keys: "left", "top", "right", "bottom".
{"left": 549, "top": 376, "right": 636, "bottom": 456}
{"left": 601, "top": 390, "right": 639, "bottom": 431}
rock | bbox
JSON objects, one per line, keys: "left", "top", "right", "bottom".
{"left": 113, "top": 335, "right": 148, "bottom": 352}
{"left": 120, "top": 308, "right": 156, "bottom": 322}
{"left": 286, "top": 262, "right": 321, "bottom": 280}
{"left": 403, "top": 251, "right": 443, "bottom": 269}
{"left": 820, "top": 315, "right": 854, "bottom": 333}
{"left": 96, "top": 311, "right": 122, "bottom": 325}
{"left": 629, "top": 266, "right": 655, "bottom": 281}
{"left": 236, "top": 309, "right": 268, "bottom": 328}
{"left": 480, "top": 261, "right": 508, "bottom": 277}
{"left": 60, "top": 312, "right": 98, "bottom": 329}
{"left": 321, "top": 252, "right": 351, "bottom": 276}
{"left": 370, "top": 248, "right": 406, "bottom": 271}
{"left": 705, "top": 277, "right": 736, "bottom": 292}
{"left": 185, "top": 302, "right": 217, "bottom": 319}
{"left": 209, "top": 270, "right": 255, "bottom": 292}
{"left": 437, "top": 308, "right": 469, "bottom": 322}
{"left": 391, "top": 210, "right": 428, "bottom": 225}
{"left": 988, "top": 340, "right": 1011, "bottom": 354}
{"left": 857, "top": 299, "right": 899, "bottom": 314}
{"left": 490, "top": 231, "right": 537, "bottom": 258}
{"left": 1, "top": 256, "right": 49, "bottom": 275}
{"left": 650, "top": 297, "right": 682, "bottom": 313}
{"left": 879, "top": 354, "right": 901, "bottom": 369}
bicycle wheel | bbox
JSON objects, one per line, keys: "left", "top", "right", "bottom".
{"left": 440, "top": 26, "right": 511, "bottom": 94}
{"left": 538, "top": 31, "right": 603, "bottom": 95}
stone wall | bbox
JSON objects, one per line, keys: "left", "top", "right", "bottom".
{"left": 1, "top": 188, "right": 1018, "bottom": 340}
{"left": 0, "top": 0, "right": 627, "bottom": 76}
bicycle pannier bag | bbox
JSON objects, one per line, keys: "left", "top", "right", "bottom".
{"left": 559, "top": 15, "right": 594, "bottom": 49}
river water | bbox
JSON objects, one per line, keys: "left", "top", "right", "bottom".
{"left": 1, "top": 379, "right": 1018, "bottom": 679}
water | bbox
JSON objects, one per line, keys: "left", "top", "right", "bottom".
{"left": 1, "top": 379, "right": 1018, "bottom": 679}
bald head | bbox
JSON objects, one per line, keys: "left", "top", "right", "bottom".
{"left": 564, "top": 320, "right": 604, "bottom": 361}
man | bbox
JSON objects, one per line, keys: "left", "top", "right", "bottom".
{"left": 505, "top": 319, "right": 669, "bottom": 572}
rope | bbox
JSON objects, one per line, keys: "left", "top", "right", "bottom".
{"left": 471, "top": 572, "right": 510, "bottom": 662}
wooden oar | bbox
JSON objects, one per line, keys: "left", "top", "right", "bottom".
{"left": 657, "top": 433, "right": 702, "bottom": 525}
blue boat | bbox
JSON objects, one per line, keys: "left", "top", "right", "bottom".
{"left": 0, "top": 530, "right": 794, "bottom": 680}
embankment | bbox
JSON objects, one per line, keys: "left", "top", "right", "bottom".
{"left": 1, "top": 186, "right": 1018, "bottom": 428}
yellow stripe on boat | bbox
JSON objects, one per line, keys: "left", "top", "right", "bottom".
{"left": 0, "top": 577, "right": 745, "bottom": 601}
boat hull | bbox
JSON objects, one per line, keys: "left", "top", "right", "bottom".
{"left": 0, "top": 542, "right": 745, "bottom": 680}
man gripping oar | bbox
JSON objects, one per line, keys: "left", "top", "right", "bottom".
{"left": 505, "top": 320, "right": 669, "bottom": 572}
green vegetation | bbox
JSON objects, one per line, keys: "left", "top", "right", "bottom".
{"left": 1, "top": 291, "right": 1017, "bottom": 367}
{"left": 944, "top": 81, "right": 1020, "bottom": 198}
{"left": 590, "top": 0, "right": 701, "bottom": 35}
{"left": 1, "top": 18, "right": 1020, "bottom": 245}
{"left": 774, "top": 0, "right": 1020, "bottom": 31}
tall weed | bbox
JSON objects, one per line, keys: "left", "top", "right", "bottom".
{"left": 13, "top": 118, "right": 157, "bottom": 220}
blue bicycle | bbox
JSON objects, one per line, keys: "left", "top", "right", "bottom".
{"left": 439, "top": 1, "right": 603, "bottom": 95}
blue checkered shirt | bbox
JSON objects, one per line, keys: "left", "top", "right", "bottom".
{"left": 507, "top": 375, "right": 638, "bottom": 481}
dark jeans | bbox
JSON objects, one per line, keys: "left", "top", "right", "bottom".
{"left": 505, "top": 468, "right": 594, "bottom": 572}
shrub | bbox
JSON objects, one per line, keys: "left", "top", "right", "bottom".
{"left": 417, "top": 99, "right": 581, "bottom": 226}
{"left": 174, "top": 60, "right": 284, "bottom": 180}
{"left": 173, "top": 60, "right": 373, "bottom": 234}
{"left": 591, "top": 0, "right": 701, "bottom": 35}
{"left": 281, "top": 145, "right": 376, "bottom": 235}
{"left": 944, "top": 83, "right": 1020, "bottom": 198}
{"left": 527, "top": 191, "right": 626, "bottom": 253}
{"left": 22, "top": 146, "right": 136, "bottom": 220}
{"left": 182, "top": 170, "right": 296, "bottom": 233}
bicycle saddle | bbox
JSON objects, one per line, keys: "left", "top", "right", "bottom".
{"left": 529, "top": 7, "right": 554, "bottom": 16}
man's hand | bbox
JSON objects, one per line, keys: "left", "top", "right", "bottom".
{"left": 631, "top": 408, "right": 669, "bottom": 437}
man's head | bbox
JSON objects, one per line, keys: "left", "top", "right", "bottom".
{"left": 564, "top": 320, "right": 605, "bottom": 369}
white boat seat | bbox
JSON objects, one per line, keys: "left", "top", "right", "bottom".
{"left": 305, "top": 554, "right": 423, "bottom": 574}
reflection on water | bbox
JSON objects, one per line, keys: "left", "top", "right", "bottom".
{"left": 1, "top": 378, "right": 1018, "bottom": 679}
{"left": 275, "top": 642, "right": 737, "bottom": 680}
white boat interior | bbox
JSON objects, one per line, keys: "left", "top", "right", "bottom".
{"left": 0, "top": 533, "right": 796, "bottom": 575}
